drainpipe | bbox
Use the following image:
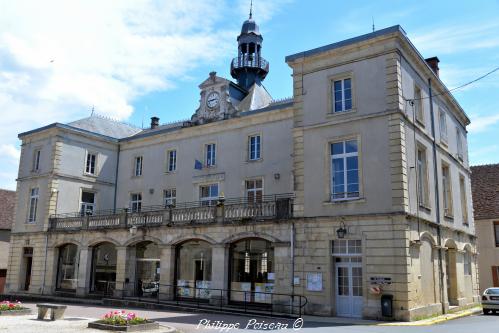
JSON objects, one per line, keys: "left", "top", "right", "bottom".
{"left": 113, "top": 144, "right": 121, "bottom": 213}
{"left": 428, "top": 78, "right": 446, "bottom": 314}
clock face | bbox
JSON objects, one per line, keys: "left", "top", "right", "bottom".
{"left": 206, "top": 92, "right": 220, "bottom": 109}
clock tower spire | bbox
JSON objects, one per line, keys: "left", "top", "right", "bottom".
{"left": 230, "top": 8, "right": 269, "bottom": 90}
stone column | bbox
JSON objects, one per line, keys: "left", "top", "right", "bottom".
{"left": 43, "top": 247, "right": 57, "bottom": 294}
{"left": 76, "top": 248, "right": 91, "bottom": 296}
{"left": 159, "top": 245, "right": 175, "bottom": 300}
{"left": 125, "top": 247, "right": 137, "bottom": 297}
{"left": 272, "top": 242, "right": 293, "bottom": 313}
{"left": 114, "top": 246, "right": 127, "bottom": 297}
{"left": 210, "top": 244, "right": 229, "bottom": 305}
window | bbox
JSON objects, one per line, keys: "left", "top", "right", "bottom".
{"left": 332, "top": 239, "right": 362, "bottom": 255}
{"left": 414, "top": 86, "right": 424, "bottom": 124}
{"left": 495, "top": 222, "right": 499, "bottom": 247}
{"left": 80, "top": 191, "right": 95, "bottom": 216}
{"left": 200, "top": 184, "right": 218, "bottom": 206}
{"left": 85, "top": 152, "right": 96, "bottom": 175}
{"left": 32, "top": 149, "right": 41, "bottom": 172}
{"left": 463, "top": 251, "right": 472, "bottom": 276}
{"left": 167, "top": 150, "right": 176, "bottom": 172}
{"left": 28, "top": 187, "right": 39, "bottom": 223}
{"left": 439, "top": 109, "right": 448, "bottom": 143}
{"left": 332, "top": 78, "right": 352, "bottom": 113}
{"left": 134, "top": 156, "right": 143, "bottom": 177}
{"left": 417, "top": 147, "right": 429, "bottom": 208}
{"left": 248, "top": 135, "right": 261, "bottom": 161}
{"left": 130, "top": 193, "right": 142, "bottom": 213}
{"left": 163, "top": 188, "right": 176, "bottom": 207}
{"left": 205, "top": 144, "right": 216, "bottom": 167}
{"left": 460, "top": 176, "right": 468, "bottom": 225}
{"left": 330, "top": 139, "right": 359, "bottom": 200}
{"left": 456, "top": 128, "right": 463, "bottom": 161}
{"left": 246, "top": 179, "right": 263, "bottom": 203}
{"left": 442, "top": 164, "right": 453, "bottom": 217}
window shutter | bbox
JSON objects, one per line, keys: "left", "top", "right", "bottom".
{"left": 493, "top": 266, "right": 499, "bottom": 287}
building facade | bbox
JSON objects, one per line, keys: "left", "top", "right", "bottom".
{"left": 5, "top": 19, "right": 479, "bottom": 320}
{"left": 471, "top": 164, "right": 499, "bottom": 292}
{"left": 0, "top": 189, "right": 15, "bottom": 293}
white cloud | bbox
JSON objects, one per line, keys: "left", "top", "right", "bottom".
{"left": 0, "top": 0, "right": 289, "bottom": 190}
{"left": 468, "top": 113, "right": 499, "bottom": 133}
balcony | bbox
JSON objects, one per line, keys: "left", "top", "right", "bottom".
{"left": 48, "top": 193, "right": 294, "bottom": 232}
{"left": 230, "top": 55, "right": 269, "bottom": 79}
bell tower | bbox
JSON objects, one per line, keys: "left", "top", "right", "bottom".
{"left": 230, "top": 6, "right": 269, "bottom": 90}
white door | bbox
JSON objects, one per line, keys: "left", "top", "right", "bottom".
{"left": 335, "top": 258, "right": 363, "bottom": 317}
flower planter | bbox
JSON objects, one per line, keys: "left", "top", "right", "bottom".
{"left": 0, "top": 308, "right": 32, "bottom": 316}
{"left": 88, "top": 320, "right": 159, "bottom": 332}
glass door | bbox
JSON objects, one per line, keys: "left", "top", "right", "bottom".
{"left": 335, "top": 257, "right": 363, "bottom": 317}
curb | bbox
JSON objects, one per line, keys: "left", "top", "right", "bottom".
{"left": 377, "top": 307, "right": 482, "bottom": 326}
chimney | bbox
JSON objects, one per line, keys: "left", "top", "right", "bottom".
{"left": 150, "top": 116, "right": 159, "bottom": 129}
{"left": 425, "top": 57, "right": 440, "bottom": 77}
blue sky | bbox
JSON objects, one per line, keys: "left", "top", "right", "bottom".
{"left": 1, "top": 0, "right": 498, "bottom": 190}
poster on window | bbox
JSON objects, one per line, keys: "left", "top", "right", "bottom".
{"left": 195, "top": 280, "right": 211, "bottom": 299}
{"left": 306, "top": 272, "right": 323, "bottom": 291}
{"left": 177, "top": 279, "right": 193, "bottom": 297}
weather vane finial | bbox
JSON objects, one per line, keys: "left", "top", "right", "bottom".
{"left": 249, "top": 0, "right": 253, "bottom": 19}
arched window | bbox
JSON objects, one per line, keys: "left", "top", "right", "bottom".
{"left": 176, "top": 240, "right": 212, "bottom": 299}
{"left": 56, "top": 243, "right": 78, "bottom": 291}
{"left": 135, "top": 241, "right": 160, "bottom": 298}
{"left": 90, "top": 242, "right": 117, "bottom": 294}
{"left": 464, "top": 250, "right": 472, "bottom": 276}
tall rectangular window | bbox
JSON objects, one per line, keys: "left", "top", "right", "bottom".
{"left": 85, "top": 152, "right": 96, "bottom": 175}
{"left": 33, "top": 149, "right": 41, "bottom": 172}
{"left": 248, "top": 135, "right": 261, "bottom": 161}
{"left": 28, "top": 188, "right": 39, "bottom": 223}
{"left": 167, "top": 150, "right": 177, "bottom": 172}
{"left": 206, "top": 143, "right": 216, "bottom": 167}
{"left": 134, "top": 156, "right": 143, "bottom": 177}
{"left": 200, "top": 184, "right": 218, "bottom": 206}
{"left": 460, "top": 175, "right": 468, "bottom": 225}
{"left": 246, "top": 179, "right": 263, "bottom": 203}
{"left": 463, "top": 251, "right": 472, "bottom": 276}
{"left": 442, "top": 164, "right": 453, "bottom": 217}
{"left": 130, "top": 193, "right": 142, "bottom": 213}
{"left": 414, "top": 86, "right": 424, "bottom": 124}
{"left": 163, "top": 188, "right": 176, "bottom": 207}
{"left": 439, "top": 109, "right": 448, "bottom": 143}
{"left": 456, "top": 128, "right": 463, "bottom": 160}
{"left": 333, "top": 78, "right": 352, "bottom": 113}
{"left": 330, "top": 139, "right": 359, "bottom": 200}
{"left": 417, "top": 147, "right": 429, "bottom": 207}
{"left": 494, "top": 222, "right": 499, "bottom": 247}
{"left": 80, "top": 191, "right": 95, "bottom": 216}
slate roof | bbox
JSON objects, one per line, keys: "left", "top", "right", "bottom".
{"left": 0, "top": 189, "right": 15, "bottom": 230}
{"left": 67, "top": 115, "right": 142, "bottom": 139}
{"left": 471, "top": 164, "right": 499, "bottom": 220}
{"left": 237, "top": 83, "right": 273, "bottom": 112}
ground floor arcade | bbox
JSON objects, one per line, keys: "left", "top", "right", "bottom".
{"left": 4, "top": 215, "right": 479, "bottom": 320}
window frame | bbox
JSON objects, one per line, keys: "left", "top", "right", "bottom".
{"left": 463, "top": 251, "right": 472, "bottom": 276}
{"left": 163, "top": 188, "right": 177, "bottom": 207}
{"left": 414, "top": 85, "right": 425, "bottom": 126}
{"left": 459, "top": 175, "right": 468, "bottom": 225}
{"left": 199, "top": 183, "right": 219, "bottom": 206}
{"left": 330, "top": 139, "right": 360, "bottom": 201}
{"left": 416, "top": 145, "right": 430, "bottom": 209}
{"left": 27, "top": 187, "right": 39, "bottom": 223}
{"left": 84, "top": 151, "right": 97, "bottom": 176}
{"left": 494, "top": 222, "right": 499, "bottom": 247}
{"left": 166, "top": 149, "right": 177, "bottom": 173}
{"left": 130, "top": 193, "right": 142, "bottom": 213}
{"left": 456, "top": 127, "right": 464, "bottom": 161}
{"left": 331, "top": 76, "right": 354, "bottom": 113}
{"left": 205, "top": 143, "right": 216, "bottom": 167}
{"left": 32, "top": 148, "right": 41, "bottom": 172}
{"left": 439, "top": 108, "right": 448, "bottom": 144}
{"left": 441, "top": 163, "right": 453, "bottom": 218}
{"left": 80, "top": 190, "right": 96, "bottom": 216}
{"left": 248, "top": 134, "right": 262, "bottom": 161}
{"left": 245, "top": 178, "right": 263, "bottom": 203}
{"left": 133, "top": 156, "right": 143, "bottom": 177}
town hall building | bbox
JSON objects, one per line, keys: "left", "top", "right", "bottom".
{"left": 5, "top": 14, "right": 479, "bottom": 320}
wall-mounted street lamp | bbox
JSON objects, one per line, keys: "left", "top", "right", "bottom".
{"left": 336, "top": 221, "right": 347, "bottom": 239}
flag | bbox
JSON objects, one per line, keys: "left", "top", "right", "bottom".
{"left": 194, "top": 159, "right": 203, "bottom": 170}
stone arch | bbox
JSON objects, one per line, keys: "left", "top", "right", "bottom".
{"left": 444, "top": 238, "right": 458, "bottom": 249}
{"left": 168, "top": 234, "right": 217, "bottom": 246}
{"left": 443, "top": 238, "right": 459, "bottom": 305}
{"left": 461, "top": 243, "right": 473, "bottom": 252}
{"left": 87, "top": 237, "right": 121, "bottom": 247}
{"left": 123, "top": 235, "right": 164, "bottom": 247}
{"left": 419, "top": 231, "right": 437, "bottom": 246}
{"left": 221, "top": 231, "right": 282, "bottom": 245}
{"left": 51, "top": 239, "right": 84, "bottom": 249}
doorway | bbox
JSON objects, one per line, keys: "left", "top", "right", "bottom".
{"left": 22, "top": 247, "right": 33, "bottom": 291}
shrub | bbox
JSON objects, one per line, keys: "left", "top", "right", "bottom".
{"left": 101, "top": 310, "right": 147, "bottom": 326}
{"left": 0, "top": 301, "right": 23, "bottom": 311}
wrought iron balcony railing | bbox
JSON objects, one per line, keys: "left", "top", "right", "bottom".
{"left": 48, "top": 193, "right": 294, "bottom": 231}
{"left": 230, "top": 55, "right": 269, "bottom": 72}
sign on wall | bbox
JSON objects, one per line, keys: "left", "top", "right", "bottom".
{"left": 306, "top": 272, "right": 323, "bottom": 291}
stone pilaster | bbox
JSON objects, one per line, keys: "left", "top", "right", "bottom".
{"left": 76, "top": 248, "right": 91, "bottom": 296}
{"left": 114, "top": 246, "right": 127, "bottom": 297}
{"left": 210, "top": 244, "right": 229, "bottom": 305}
{"left": 158, "top": 245, "right": 175, "bottom": 300}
